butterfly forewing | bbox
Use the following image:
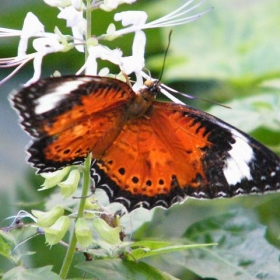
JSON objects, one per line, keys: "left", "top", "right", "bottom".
{"left": 11, "top": 76, "right": 135, "bottom": 138}
{"left": 12, "top": 76, "right": 135, "bottom": 172}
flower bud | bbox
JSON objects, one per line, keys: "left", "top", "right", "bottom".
{"left": 58, "top": 169, "right": 80, "bottom": 198}
{"left": 93, "top": 217, "right": 122, "bottom": 245}
{"left": 75, "top": 218, "right": 94, "bottom": 248}
{"left": 32, "top": 206, "right": 64, "bottom": 227}
{"left": 44, "top": 216, "right": 70, "bottom": 245}
{"left": 40, "top": 167, "right": 71, "bottom": 190}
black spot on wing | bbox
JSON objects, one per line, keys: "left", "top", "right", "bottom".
{"left": 91, "top": 160, "right": 187, "bottom": 212}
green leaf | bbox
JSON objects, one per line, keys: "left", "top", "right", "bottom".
{"left": 130, "top": 243, "right": 215, "bottom": 262}
{"left": 180, "top": 209, "right": 280, "bottom": 280}
{"left": 0, "top": 235, "right": 12, "bottom": 261}
{"left": 76, "top": 259, "right": 179, "bottom": 280}
{"left": 208, "top": 88, "right": 280, "bottom": 134}
{"left": 0, "top": 225, "right": 38, "bottom": 264}
{"left": 159, "top": 0, "right": 280, "bottom": 85}
{"left": 2, "top": 265, "right": 61, "bottom": 280}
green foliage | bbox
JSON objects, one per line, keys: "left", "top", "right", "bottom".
{"left": 2, "top": 266, "right": 61, "bottom": 280}
{"left": 1, "top": 0, "right": 280, "bottom": 280}
{"left": 183, "top": 209, "right": 280, "bottom": 279}
{"left": 77, "top": 259, "right": 179, "bottom": 280}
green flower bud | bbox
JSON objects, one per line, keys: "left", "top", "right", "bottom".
{"left": 40, "top": 167, "right": 71, "bottom": 190}
{"left": 93, "top": 217, "right": 122, "bottom": 245}
{"left": 87, "top": 37, "right": 98, "bottom": 47}
{"left": 84, "top": 196, "right": 99, "bottom": 211}
{"left": 75, "top": 218, "right": 94, "bottom": 248}
{"left": 32, "top": 206, "right": 64, "bottom": 227}
{"left": 58, "top": 169, "right": 80, "bottom": 198}
{"left": 44, "top": 216, "right": 70, "bottom": 246}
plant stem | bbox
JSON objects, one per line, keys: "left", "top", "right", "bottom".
{"left": 59, "top": 155, "right": 92, "bottom": 279}
{"left": 85, "top": 0, "right": 92, "bottom": 61}
{"left": 59, "top": 3, "right": 93, "bottom": 278}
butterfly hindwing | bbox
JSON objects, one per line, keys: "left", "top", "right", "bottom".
{"left": 92, "top": 101, "right": 280, "bottom": 211}
{"left": 91, "top": 115, "right": 195, "bottom": 210}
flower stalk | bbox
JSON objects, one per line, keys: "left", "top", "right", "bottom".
{"left": 59, "top": 154, "right": 92, "bottom": 278}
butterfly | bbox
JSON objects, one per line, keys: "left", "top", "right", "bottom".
{"left": 11, "top": 76, "right": 280, "bottom": 211}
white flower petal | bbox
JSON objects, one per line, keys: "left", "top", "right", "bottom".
{"left": 114, "top": 11, "right": 147, "bottom": 27}
{"left": 18, "top": 13, "right": 44, "bottom": 56}
{"left": 25, "top": 54, "right": 43, "bottom": 86}
{"left": 71, "top": 21, "right": 86, "bottom": 52}
{"left": 84, "top": 46, "right": 99, "bottom": 75}
{"left": 44, "top": 0, "right": 71, "bottom": 7}
{"left": 100, "top": 0, "right": 137, "bottom": 12}
{"left": 24, "top": 37, "right": 65, "bottom": 85}
{"left": 21, "top": 12, "right": 45, "bottom": 37}
{"left": 120, "top": 30, "right": 145, "bottom": 75}
{"left": 58, "top": 6, "right": 83, "bottom": 27}
{"left": 85, "top": 45, "right": 123, "bottom": 75}
{"left": 131, "top": 30, "right": 145, "bottom": 62}
{"left": 71, "top": 0, "right": 84, "bottom": 11}
{"left": 132, "top": 71, "right": 144, "bottom": 91}
{"left": 32, "top": 37, "right": 65, "bottom": 53}
{"left": 58, "top": 6, "right": 86, "bottom": 52}
{"left": 98, "top": 67, "right": 110, "bottom": 76}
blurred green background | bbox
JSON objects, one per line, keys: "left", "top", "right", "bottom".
{"left": 1, "top": 0, "right": 280, "bottom": 279}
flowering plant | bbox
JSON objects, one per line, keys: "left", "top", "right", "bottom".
{"left": 0, "top": 1, "right": 212, "bottom": 279}
{"left": 2, "top": 1, "right": 280, "bottom": 279}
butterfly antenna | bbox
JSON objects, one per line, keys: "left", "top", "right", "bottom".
{"left": 158, "top": 30, "right": 173, "bottom": 83}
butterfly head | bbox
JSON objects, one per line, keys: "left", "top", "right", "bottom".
{"left": 127, "top": 79, "right": 161, "bottom": 118}
{"left": 143, "top": 79, "right": 161, "bottom": 96}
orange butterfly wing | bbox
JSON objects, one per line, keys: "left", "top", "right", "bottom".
{"left": 12, "top": 76, "right": 280, "bottom": 211}
{"left": 91, "top": 102, "right": 214, "bottom": 209}
{"left": 12, "top": 76, "right": 135, "bottom": 172}
{"left": 92, "top": 101, "right": 280, "bottom": 210}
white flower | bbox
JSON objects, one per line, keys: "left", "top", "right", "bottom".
{"left": 100, "top": 0, "right": 137, "bottom": 12}
{"left": 44, "top": 0, "right": 71, "bottom": 8}
{"left": 120, "top": 30, "right": 146, "bottom": 90}
{"left": 26, "top": 36, "right": 68, "bottom": 86}
{"left": 99, "top": 1, "right": 210, "bottom": 84}
{"left": 58, "top": 5, "right": 86, "bottom": 52}
{"left": 101, "top": 0, "right": 210, "bottom": 40}
{"left": 83, "top": 45, "right": 123, "bottom": 75}
{"left": 0, "top": 0, "right": 210, "bottom": 86}
{"left": 0, "top": 13, "right": 74, "bottom": 85}
{"left": 18, "top": 12, "right": 45, "bottom": 57}
{"left": 115, "top": 10, "right": 147, "bottom": 27}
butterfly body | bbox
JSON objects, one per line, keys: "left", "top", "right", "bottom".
{"left": 11, "top": 76, "right": 280, "bottom": 211}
